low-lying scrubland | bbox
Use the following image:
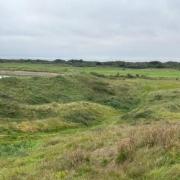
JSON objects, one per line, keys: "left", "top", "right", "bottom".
{"left": 0, "top": 63, "right": 179, "bottom": 179}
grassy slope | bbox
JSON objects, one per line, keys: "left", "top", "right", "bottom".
{"left": 0, "top": 63, "right": 180, "bottom": 179}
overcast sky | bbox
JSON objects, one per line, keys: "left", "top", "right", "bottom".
{"left": 0, "top": 0, "right": 180, "bottom": 61}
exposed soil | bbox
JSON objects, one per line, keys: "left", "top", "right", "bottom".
{"left": 0, "top": 70, "right": 59, "bottom": 77}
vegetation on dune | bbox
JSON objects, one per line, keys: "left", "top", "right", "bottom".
{"left": 0, "top": 75, "right": 142, "bottom": 117}
{"left": 124, "top": 89, "right": 180, "bottom": 122}
{"left": 0, "top": 63, "right": 179, "bottom": 179}
{"left": 0, "top": 123, "right": 179, "bottom": 179}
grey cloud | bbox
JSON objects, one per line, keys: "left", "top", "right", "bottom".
{"left": 0, "top": 0, "right": 180, "bottom": 61}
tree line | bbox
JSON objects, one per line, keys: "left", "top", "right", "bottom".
{"left": 0, "top": 59, "right": 180, "bottom": 69}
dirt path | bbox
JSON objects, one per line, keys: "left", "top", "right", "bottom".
{"left": 0, "top": 70, "right": 59, "bottom": 77}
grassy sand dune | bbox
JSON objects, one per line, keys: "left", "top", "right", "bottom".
{"left": 0, "top": 63, "right": 179, "bottom": 179}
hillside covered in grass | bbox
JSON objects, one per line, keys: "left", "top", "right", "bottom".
{"left": 0, "top": 63, "right": 179, "bottom": 180}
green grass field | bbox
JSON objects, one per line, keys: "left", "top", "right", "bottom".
{"left": 0, "top": 62, "right": 179, "bottom": 180}
{"left": 1, "top": 62, "right": 180, "bottom": 78}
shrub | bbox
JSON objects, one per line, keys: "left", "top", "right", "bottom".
{"left": 65, "top": 149, "right": 90, "bottom": 168}
{"left": 116, "top": 137, "right": 135, "bottom": 164}
{"left": 126, "top": 74, "right": 135, "bottom": 78}
{"left": 104, "top": 99, "right": 122, "bottom": 109}
{"left": 132, "top": 124, "right": 180, "bottom": 149}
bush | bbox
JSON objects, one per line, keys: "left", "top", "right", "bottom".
{"left": 130, "top": 124, "right": 180, "bottom": 149}
{"left": 64, "top": 149, "right": 90, "bottom": 168}
{"left": 116, "top": 138, "right": 135, "bottom": 164}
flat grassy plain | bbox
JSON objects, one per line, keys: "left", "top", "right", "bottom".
{"left": 0, "top": 62, "right": 180, "bottom": 180}
{"left": 1, "top": 62, "right": 180, "bottom": 78}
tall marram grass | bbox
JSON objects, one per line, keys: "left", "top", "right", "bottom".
{"left": 114, "top": 123, "right": 180, "bottom": 179}
{"left": 0, "top": 122, "right": 179, "bottom": 179}
{"left": 116, "top": 123, "right": 179, "bottom": 162}
{"left": 133, "top": 123, "right": 180, "bottom": 149}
